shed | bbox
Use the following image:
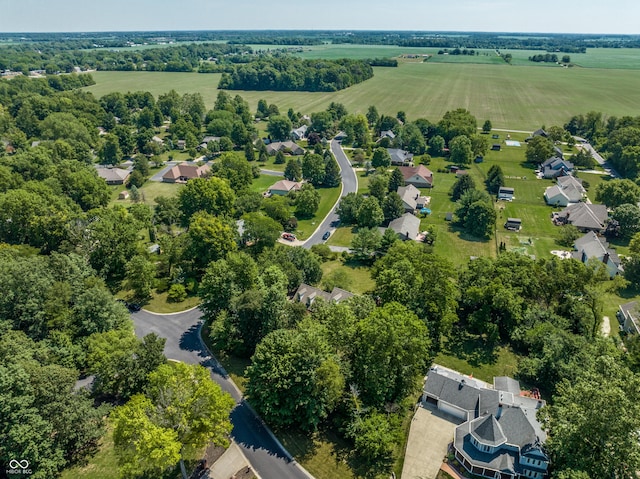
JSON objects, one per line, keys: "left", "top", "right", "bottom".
{"left": 445, "top": 212, "right": 453, "bottom": 221}
{"left": 474, "top": 156, "right": 484, "bottom": 163}
{"left": 498, "top": 187, "right": 514, "bottom": 201}
{"left": 491, "top": 144, "right": 501, "bottom": 151}
{"left": 505, "top": 218, "right": 522, "bottom": 231}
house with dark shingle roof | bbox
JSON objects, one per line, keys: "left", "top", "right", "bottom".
{"left": 386, "top": 213, "right": 421, "bottom": 241}
{"left": 266, "top": 141, "right": 305, "bottom": 156}
{"left": 572, "top": 231, "right": 623, "bottom": 278}
{"left": 541, "top": 157, "right": 573, "bottom": 179}
{"left": 293, "top": 283, "right": 354, "bottom": 308}
{"left": 388, "top": 148, "right": 414, "bottom": 166}
{"left": 554, "top": 203, "right": 608, "bottom": 233}
{"left": 423, "top": 365, "right": 548, "bottom": 479}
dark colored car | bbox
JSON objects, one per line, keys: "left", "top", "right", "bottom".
{"left": 127, "top": 303, "right": 142, "bottom": 313}
{"left": 322, "top": 231, "right": 331, "bottom": 241}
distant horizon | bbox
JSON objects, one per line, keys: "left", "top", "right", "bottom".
{"left": 2, "top": 0, "right": 639, "bottom": 35}
{"left": 1, "top": 29, "right": 639, "bottom": 36}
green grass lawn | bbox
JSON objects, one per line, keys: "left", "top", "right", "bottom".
{"left": 325, "top": 226, "right": 356, "bottom": 247}
{"left": 250, "top": 174, "right": 279, "bottom": 193}
{"left": 320, "top": 258, "right": 376, "bottom": 295}
{"left": 110, "top": 180, "right": 183, "bottom": 207}
{"left": 144, "top": 291, "right": 201, "bottom": 314}
{"left": 295, "top": 186, "right": 341, "bottom": 240}
{"left": 60, "top": 426, "right": 119, "bottom": 479}
{"left": 86, "top": 59, "right": 640, "bottom": 131}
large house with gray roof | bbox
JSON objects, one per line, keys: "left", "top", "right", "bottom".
{"left": 553, "top": 202, "right": 608, "bottom": 233}
{"left": 293, "top": 283, "right": 354, "bottom": 308}
{"left": 544, "top": 176, "right": 585, "bottom": 207}
{"left": 385, "top": 213, "right": 421, "bottom": 241}
{"left": 541, "top": 157, "right": 573, "bottom": 179}
{"left": 619, "top": 301, "right": 640, "bottom": 335}
{"left": 423, "top": 365, "right": 548, "bottom": 479}
{"left": 572, "top": 231, "right": 623, "bottom": 278}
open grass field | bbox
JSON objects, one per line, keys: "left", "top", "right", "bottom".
{"left": 86, "top": 55, "right": 640, "bottom": 131}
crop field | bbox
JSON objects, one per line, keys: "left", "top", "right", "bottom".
{"left": 86, "top": 56, "right": 640, "bottom": 131}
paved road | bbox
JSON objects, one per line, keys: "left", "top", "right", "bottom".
{"left": 302, "top": 139, "right": 358, "bottom": 248}
{"left": 574, "top": 137, "right": 621, "bottom": 178}
{"left": 260, "top": 168, "right": 284, "bottom": 177}
{"left": 132, "top": 309, "right": 312, "bottom": 479}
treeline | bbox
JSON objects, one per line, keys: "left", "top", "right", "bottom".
{"left": 564, "top": 111, "right": 640, "bottom": 178}
{"left": 0, "top": 42, "right": 246, "bottom": 74}
{"left": 437, "top": 48, "right": 478, "bottom": 55}
{"left": 218, "top": 57, "right": 374, "bottom": 92}
{"left": 528, "top": 53, "right": 571, "bottom": 63}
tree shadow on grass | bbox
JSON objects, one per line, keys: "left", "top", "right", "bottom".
{"left": 445, "top": 328, "right": 499, "bottom": 368}
{"left": 446, "top": 224, "right": 492, "bottom": 244}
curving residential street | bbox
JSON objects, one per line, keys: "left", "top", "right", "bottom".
{"left": 132, "top": 308, "right": 313, "bottom": 479}
{"left": 302, "top": 139, "right": 358, "bottom": 248}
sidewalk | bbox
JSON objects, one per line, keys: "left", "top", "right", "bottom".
{"left": 208, "top": 442, "right": 260, "bottom": 479}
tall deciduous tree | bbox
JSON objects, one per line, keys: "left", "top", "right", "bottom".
{"left": 295, "top": 183, "right": 321, "bottom": 218}
{"left": 371, "top": 147, "right": 391, "bottom": 168}
{"left": 301, "top": 153, "right": 326, "bottom": 186}
{"left": 185, "top": 212, "right": 238, "bottom": 269}
{"left": 450, "top": 173, "right": 476, "bottom": 201}
{"left": 178, "top": 177, "right": 236, "bottom": 224}
{"left": 526, "top": 135, "right": 555, "bottom": 164}
{"left": 449, "top": 135, "right": 473, "bottom": 165}
{"left": 284, "top": 159, "right": 302, "bottom": 181}
{"left": 357, "top": 196, "right": 384, "bottom": 228}
{"left": 267, "top": 115, "right": 293, "bottom": 141}
{"left": 595, "top": 179, "right": 640, "bottom": 208}
{"left": 246, "top": 321, "right": 344, "bottom": 431}
{"left": 351, "top": 302, "right": 431, "bottom": 406}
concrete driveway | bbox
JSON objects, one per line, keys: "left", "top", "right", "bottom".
{"left": 401, "top": 404, "right": 461, "bottom": 479}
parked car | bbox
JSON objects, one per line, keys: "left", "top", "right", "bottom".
{"left": 281, "top": 232, "right": 296, "bottom": 241}
{"left": 322, "top": 231, "right": 331, "bottom": 241}
{"left": 127, "top": 303, "right": 141, "bottom": 313}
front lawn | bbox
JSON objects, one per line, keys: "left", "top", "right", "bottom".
{"left": 325, "top": 226, "right": 356, "bottom": 247}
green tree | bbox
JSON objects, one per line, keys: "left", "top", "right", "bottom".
{"left": 351, "top": 227, "right": 382, "bottom": 260}
{"left": 337, "top": 192, "right": 364, "bottom": 225}
{"left": 246, "top": 322, "right": 344, "bottom": 431}
{"left": 382, "top": 192, "right": 405, "bottom": 222}
{"left": 213, "top": 153, "right": 254, "bottom": 192}
{"left": 464, "top": 200, "right": 497, "bottom": 238}
{"left": 263, "top": 195, "right": 292, "bottom": 225}
{"left": 178, "top": 177, "right": 236, "bottom": 224}
{"left": 449, "top": 135, "right": 473, "bottom": 165}
{"left": 244, "top": 141, "right": 256, "bottom": 162}
{"left": 125, "top": 255, "right": 156, "bottom": 300}
{"left": 379, "top": 227, "right": 399, "bottom": 253}
{"left": 612, "top": 203, "right": 640, "bottom": 238}
{"left": 540, "top": 356, "right": 640, "bottom": 479}
{"left": 275, "top": 150, "right": 286, "bottom": 165}
{"left": 471, "top": 134, "right": 489, "bottom": 156}
{"left": 438, "top": 108, "right": 477, "bottom": 142}
{"left": 450, "top": 173, "right": 476, "bottom": 201}
{"left": 388, "top": 168, "right": 405, "bottom": 192}
{"left": 595, "top": 179, "right": 640, "bottom": 208}
{"left": 352, "top": 302, "right": 431, "bottom": 405}
{"left": 154, "top": 196, "right": 182, "bottom": 227}
{"left": 185, "top": 212, "right": 238, "bottom": 270}
{"left": 242, "top": 212, "right": 282, "bottom": 250}
{"left": 482, "top": 119, "right": 492, "bottom": 133}
{"left": 267, "top": 115, "right": 293, "bottom": 141}
{"left": 284, "top": 159, "right": 303, "bottom": 181}
{"left": 295, "top": 183, "right": 321, "bottom": 218}
{"left": 526, "top": 135, "right": 555, "bottom": 164}
{"left": 99, "top": 133, "right": 122, "bottom": 165}
{"left": 348, "top": 411, "right": 397, "bottom": 476}
{"left": 486, "top": 165, "right": 505, "bottom": 194}
{"left": 366, "top": 105, "right": 379, "bottom": 126}
{"left": 368, "top": 171, "right": 390, "bottom": 201}
{"left": 113, "top": 362, "right": 234, "bottom": 479}
{"left": 167, "top": 284, "right": 187, "bottom": 303}
{"left": 323, "top": 154, "right": 341, "bottom": 187}
{"left": 371, "top": 147, "right": 391, "bottom": 168}
{"left": 428, "top": 135, "right": 445, "bottom": 156}
{"left": 558, "top": 224, "right": 582, "bottom": 247}
{"left": 357, "top": 196, "right": 384, "bottom": 228}
{"left": 302, "top": 153, "right": 326, "bottom": 186}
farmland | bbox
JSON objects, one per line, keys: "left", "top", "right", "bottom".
{"left": 86, "top": 51, "right": 640, "bottom": 131}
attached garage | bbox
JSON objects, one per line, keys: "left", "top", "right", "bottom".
{"left": 438, "top": 400, "right": 468, "bottom": 421}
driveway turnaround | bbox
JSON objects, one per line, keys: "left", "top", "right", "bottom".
{"left": 132, "top": 308, "right": 313, "bottom": 479}
{"left": 401, "top": 404, "right": 461, "bottom": 479}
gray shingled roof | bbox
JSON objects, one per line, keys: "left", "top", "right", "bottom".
{"left": 494, "top": 376, "right": 521, "bottom": 395}
{"left": 387, "top": 213, "right": 420, "bottom": 240}
{"left": 471, "top": 415, "right": 507, "bottom": 447}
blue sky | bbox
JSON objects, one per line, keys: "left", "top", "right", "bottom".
{"left": 1, "top": 0, "right": 639, "bottom": 34}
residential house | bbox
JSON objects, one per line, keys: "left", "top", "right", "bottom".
{"left": 505, "top": 218, "right": 522, "bottom": 231}
{"left": 572, "top": 231, "right": 623, "bottom": 278}
{"left": 387, "top": 213, "right": 421, "bottom": 241}
{"left": 498, "top": 187, "right": 515, "bottom": 201}
{"left": 397, "top": 185, "right": 429, "bottom": 213}
{"left": 162, "top": 163, "right": 210, "bottom": 183}
{"left": 388, "top": 148, "right": 414, "bottom": 166}
{"left": 293, "top": 283, "right": 354, "bottom": 308}
{"left": 554, "top": 203, "right": 608, "bottom": 233}
{"left": 541, "top": 157, "right": 573, "bottom": 179}
{"left": 423, "top": 365, "right": 548, "bottom": 479}
{"left": 544, "top": 176, "right": 586, "bottom": 207}
{"left": 291, "top": 125, "right": 308, "bottom": 141}
{"left": 267, "top": 179, "right": 302, "bottom": 196}
{"left": 379, "top": 130, "right": 396, "bottom": 140}
{"left": 618, "top": 301, "right": 640, "bottom": 335}
{"left": 96, "top": 167, "right": 131, "bottom": 185}
{"left": 398, "top": 165, "right": 434, "bottom": 188}
{"left": 266, "top": 141, "right": 305, "bottom": 156}
{"left": 198, "top": 136, "right": 220, "bottom": 150}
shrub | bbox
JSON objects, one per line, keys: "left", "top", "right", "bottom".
{"left": 167, "top": 284, "right": 187, "bottom": 303}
